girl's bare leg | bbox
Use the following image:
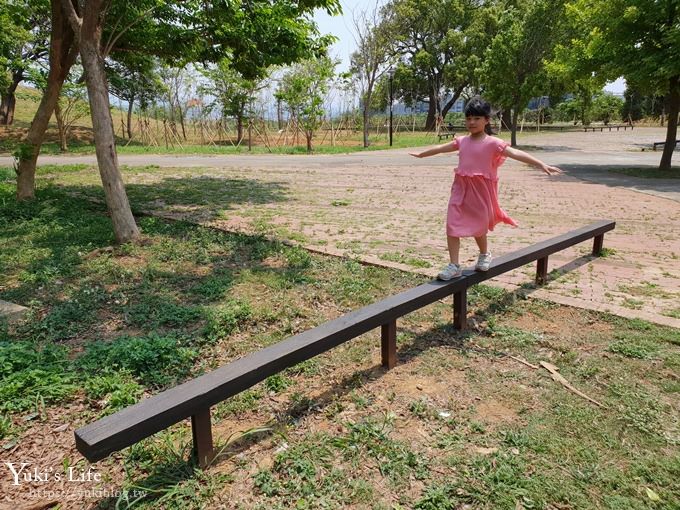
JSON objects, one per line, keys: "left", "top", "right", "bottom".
{"left": 474, "top": 234, "right": 488, "bottom": 254}
{"left": 447, "top": 236, "right": 460, "bottom": 264}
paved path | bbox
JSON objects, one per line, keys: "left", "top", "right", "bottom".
{"left": 2, "top": 127, "right": 679, "bottom": 327}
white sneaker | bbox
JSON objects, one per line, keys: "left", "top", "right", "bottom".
{"left": 475, "top": 252, "right": 492, "bottom": 271}
{"left": 437, "top": 263, "right": 463, "bottom": 280}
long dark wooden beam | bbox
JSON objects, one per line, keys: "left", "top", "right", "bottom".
{"left": 75, "top": 220, "right": 615, "bottom": 462}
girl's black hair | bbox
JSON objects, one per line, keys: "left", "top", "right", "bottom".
{"left": 464, "top": 96, "right": 492, "bottom": 117}
{"left": 464, "top": 96, "right": 494, "bottom": 134}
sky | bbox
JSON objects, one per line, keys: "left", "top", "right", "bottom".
{"left": 312, "top": 2, "right": 626, "bottom": 94}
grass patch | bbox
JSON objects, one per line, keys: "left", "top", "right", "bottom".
{"left": 379, "top": 251, "right": 432, "bottom": 268}
{"left": 77, "top": 334, "right": 198, "bottom": 388}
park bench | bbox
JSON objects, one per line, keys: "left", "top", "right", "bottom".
{"left": 652, "top": 140, "right": 680, "bottom": 151}
{"left": 582, "top": 124, "right": 633, "bottom": 132}
{"left": 75, "top": 219, "right": 615, "bottom": 468}
{"left": 437, "top": 131, "right": 455, "bottom": 141}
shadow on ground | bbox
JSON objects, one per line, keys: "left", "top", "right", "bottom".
{"left": 56, "top": 175, "right": 291, "bottom": 222}
{"left": 559, "top": 163, "right": 680, "bottom": 200}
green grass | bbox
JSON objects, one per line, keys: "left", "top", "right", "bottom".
{"left": 379, "top": 251, "right": 433, "bottom": 268}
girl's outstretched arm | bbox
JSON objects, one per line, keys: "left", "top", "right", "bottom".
{"left": 409, "top": 139, "right": 459, "bottom": 158}
{"left": 503, "top": 146, "right": 562, "bottom": 175}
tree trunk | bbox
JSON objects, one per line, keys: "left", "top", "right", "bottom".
{"left": 441, "top": 85, "right": 466, "bottom": 119}
{"left": 277, "top": 98, "right": 283, "bottom": 130}
{"left": 127, "top": 95, "right": 134, "bottom": 139}
{"left": 16, "top": 2, "right": 77, "bottom": 200}
{"left": 659, "top": 77, "right": 679, "bottom": 172}
{"left": 54, "top": 100, "right": 68, "bottom": 151}
{"left": 79, "top": 32, "right": 139, "bottom": 243}
{"left": 362, "top": 105, "right": 370, "bottom": 148}
{"left": 425, "top": 95, "right": 437, "bottom": 131}
{"left": 510, "top": 107, "right": 519, "bottom": 147}
{"left": 306, "top": 130, "right": 313, "bottom": 153}
{"left": 0, "top": 72, "right": 23, "bottom": 125}
{"left": 501, "top": 109, "right": 512, "bottom": 131}
{"left": 177, "top": 102, "right": 187, "bottom": 140}
{"left": 236, "top": 113, "right": 243, "bottom": 143}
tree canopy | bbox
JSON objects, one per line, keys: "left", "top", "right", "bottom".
{"left": 380, "top": 0, "right": 497, "bottom": 129}
{"left": 553, "top": 0, "right": 680, "bottom": 169}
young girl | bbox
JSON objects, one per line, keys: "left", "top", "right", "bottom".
{"left": 410, "top": 97, "right": 562, "bottom": 280}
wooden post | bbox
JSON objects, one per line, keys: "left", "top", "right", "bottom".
{"left": 453, "top": 290, "right": 467, "bottom": 330}
{"left": 381, "top": 320, "right": 397, "bottom": 369}
{"left": 592, "top": 234, "right": 604, "bottom": 256}
{"left": 536, "top": 256, "right": 549, "bottom": 285}
{"left": 191, "top": 408, "right": 215, "bottom": 468}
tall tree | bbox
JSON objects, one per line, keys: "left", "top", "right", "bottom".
{"left": 554, "top": 0, "right": 680, "bottom": 171}
{"left": 60, "top": 0, "right": 142, "bottom": 243}
{"left": 381, "top": 0, "right": 496, "bottom": 130}
{"left": 17, "top": 0, "right": 341, "bottom": 243}
{"left": 0, "top": 0, "right": 50, "bottom": 125}
{"left": 480, "top": 0, "right": 567, "bottom": 146}
{"left": 349, "top": 1, "right": 392, "bottom": 147}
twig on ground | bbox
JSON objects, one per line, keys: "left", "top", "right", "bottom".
{"left": 539, "top": 361, "right": 607, "bottom": 408}
{"left": 509, "top": 356, "right": 539, "bottom": 369}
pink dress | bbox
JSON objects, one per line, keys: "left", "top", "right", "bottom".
{"left": 446, "top": 135, "right": 518, "bottom": 237}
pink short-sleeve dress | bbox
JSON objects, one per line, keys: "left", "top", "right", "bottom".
{"left": 446, "top": 135, "right": 518, "bottom": 237}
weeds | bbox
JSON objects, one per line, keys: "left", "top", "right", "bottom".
{"left": 77, "top": 334, "right": 197, "bottom": 388}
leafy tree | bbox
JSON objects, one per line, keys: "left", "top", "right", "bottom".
{"left": 622, "top": 87, "right": 643, "bottom": 122}
{"left": 555, "top": 0, "right": 680, "bottom": 170}
{"left": 200, "top": 61, "right": 259, "bottom": 144}
{"left": 108, "top": 55, "right": 163, "bottom": 140}
{"left": 17, "top": 0, "right": 341, "bottom": 244}
{"left": 591, "top": 91, "right": 624, "bottom": 125}
{"left": 380, "top": 0, "right": 496, "bottom": 130}
{"left": 0, "top": 0, "right": 50, "bottom": 125}
{"left": 30, "top": 61, "right": 89, "bottom": 151}
{"left": 349, "top": 1, "right": 393, "bottom": 147}
{"left": 276, "top": 56, "right": 337, "bottom": 152}
{"left": 480, "top": 0, "right": 568, "bottom": 146}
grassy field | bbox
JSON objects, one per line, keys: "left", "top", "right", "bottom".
{"left": 0, "top": 169, "right": 678, "bottom": 509}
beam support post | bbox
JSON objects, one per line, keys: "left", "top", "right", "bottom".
{"left": 536, "top": 256, "right": 549, "bottom": 285}
{"left": 381, "top": 320, "right": 397, "bottom": 369}
{"left": 592, "top": 234, "right": 604, "bottom": 256}
{"left": 453, "top": 290, "right": 467, "bottom": 330}
{"left": 191, "top": 408, "right": 215, "bottom": 468}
